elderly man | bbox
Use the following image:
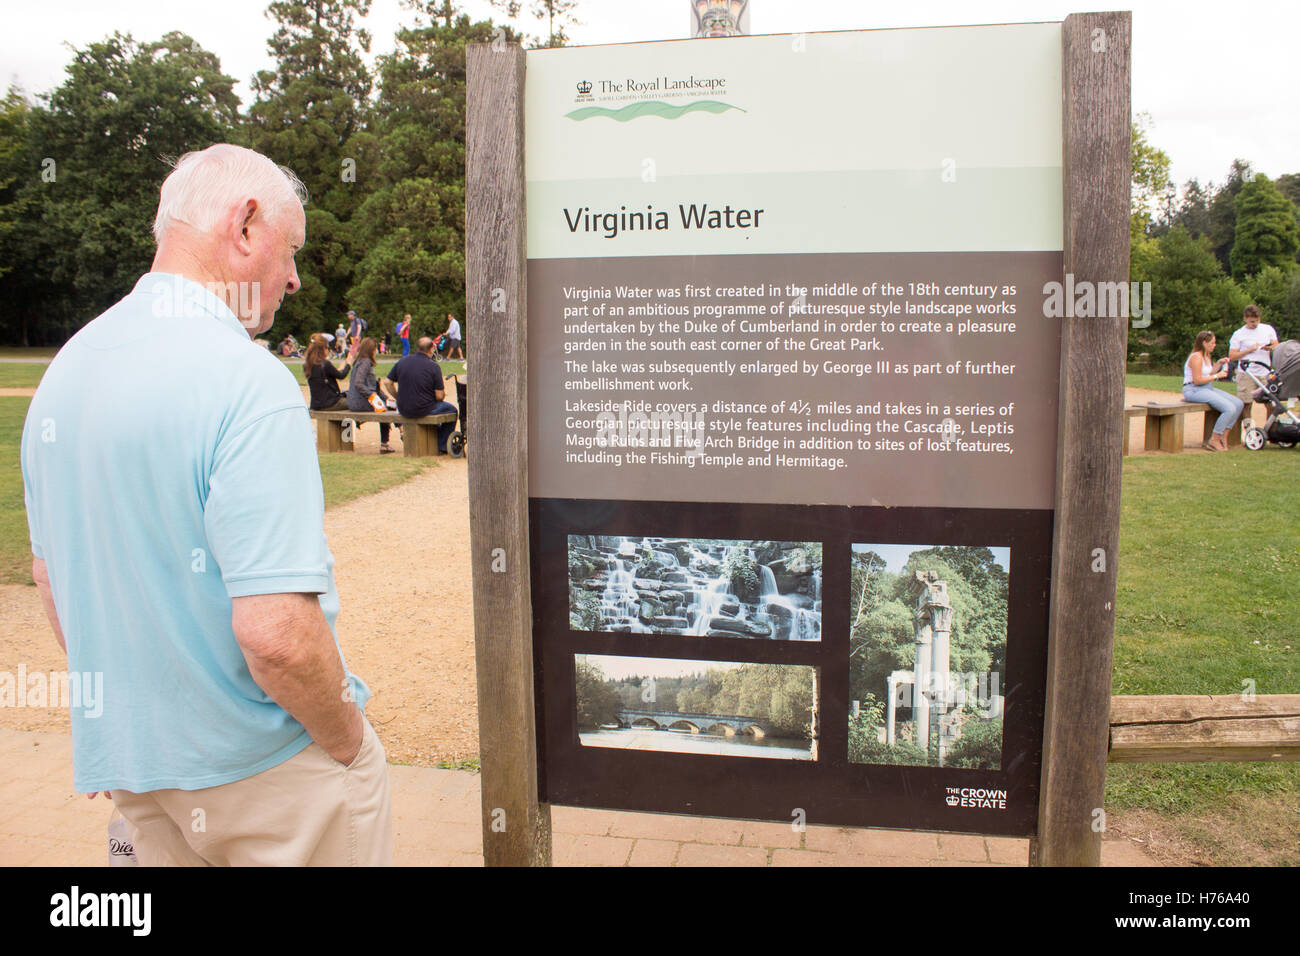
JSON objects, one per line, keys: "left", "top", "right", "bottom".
{"left": 1228, "top": 304, "right": 1279, "bottom": 429}
{"left": 20, "top": 144, "right": 391, "bottom": 866}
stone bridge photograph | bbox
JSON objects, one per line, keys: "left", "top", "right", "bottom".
{"left": 575, "top": 654, "right": 818, "bottom": 761}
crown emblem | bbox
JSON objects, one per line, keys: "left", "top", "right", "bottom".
{"left": 945, "top": 795, "right": 959, "bottom": 806}
{"left": 577, "top": 80, "right": 593, "bottom": 95}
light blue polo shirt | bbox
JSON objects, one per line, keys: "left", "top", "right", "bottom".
{"left": 21, "top": 273, "right": 369, "bottom": 793}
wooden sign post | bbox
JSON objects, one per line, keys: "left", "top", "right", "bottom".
{"left": 1033, "top": 10, "right": 1131, "bottom": 867}
{"left": 466, "top": 42, "right": 551, "bottom": 867}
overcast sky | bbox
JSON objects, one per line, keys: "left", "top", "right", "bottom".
{"left": 5, "top": 1, "right": 1297, "bottom": 194}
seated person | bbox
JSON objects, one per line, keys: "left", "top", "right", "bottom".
{"left": 1182, "top": 330, "right": 1243, "bottom": 452}
{"left": 348, "top": 337, "right": 396, "bottom": 454}
{"left": 383, "top": 337, "right": 458, "bottom": 454}
{"left": 304, "top": 338, "right": 358, "bottom": 411}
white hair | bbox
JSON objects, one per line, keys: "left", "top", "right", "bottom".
{"left": 153, "top": 144, "right": 308, "bottom": 244}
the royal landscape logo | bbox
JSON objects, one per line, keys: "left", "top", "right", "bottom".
{"left": 945, "top": 787, "right": 1008, "bottom": 810}
{"left": 566, "top": 72, "right": 743, "bottom": 122}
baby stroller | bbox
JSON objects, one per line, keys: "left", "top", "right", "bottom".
{"left": 448, "top": 374, "right": 468, "bottom": 458}
{"left": 1240, "top": 341, "right": 1300, "bottom": 450}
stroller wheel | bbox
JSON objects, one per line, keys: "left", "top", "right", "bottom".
{"left": 449, "top": 433, "right": 465, "bottom": 458}
{"left": 1243, "top": 427, "right": 1267, "bottom": 451}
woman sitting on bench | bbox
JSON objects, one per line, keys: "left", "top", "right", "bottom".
{"left": 1183, "top": 330, "right": 1243, "bottom": 452}
{"left": 348, "top": 337, "right": 396, "bottom": 454}
{"left": 305, "top": 338, "right": 358, "bottom": 411}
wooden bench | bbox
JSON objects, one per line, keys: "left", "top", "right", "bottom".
{"left": 1125, "top": 401, "right": 1242, "bottom": 454}
{"left": 309, "top": 409, "right": 457, "bottom": 457}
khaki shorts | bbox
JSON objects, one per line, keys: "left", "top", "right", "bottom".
{"left": 1236, "top": 368, "right": 1268, "bottom": 404}
{"left": 112, "top": 717, "right": 392, "bottom": 866}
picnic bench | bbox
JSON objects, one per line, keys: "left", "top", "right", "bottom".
{"left": 1122, "top": 401, "right": 1242, "bottom": 455}
{"left": 309, "top": 409, "right": 457, "bottom": 457}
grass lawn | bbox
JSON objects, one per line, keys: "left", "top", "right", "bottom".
{"left": 0, "top": 364, "right": 48, "bottom": 388}
{"left": 318, "top": 454, "right": 433, "bottom": 510}
{"left": 1108, "top": 447, "right": 1299, "bottom": 864}
{"left": 0, "top": 398, "right": 32, "bottom": 584}
{"left": 0, "top": 395, "right": 433, "bottom": 583}
{"left": 1125, "top": 372, "right": 1236, "bottom": 395}
{"left": 283, "top": 357, "right": 466, "bottom": 386}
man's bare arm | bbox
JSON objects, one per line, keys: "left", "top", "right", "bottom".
{"left": 32, "top": 557, "right": 66, "bottom": 653}
{"left": 231, "top": 592, "right": 363, "bottom": 766}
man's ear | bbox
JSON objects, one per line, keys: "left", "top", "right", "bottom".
{"left": 231, "top": 198, "right": 259, "bottom": 256}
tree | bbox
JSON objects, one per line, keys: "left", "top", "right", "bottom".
{"left": 348, "top": 10, "right": 516, "bottom": 339}
{"left": 1277, "top": 172, "right": 1300, "bottom": 263}
{"left": 574, "top": 659, "right": 620, "bottom": 728}
{"left": 247, "top": 0, "right": 378, "bottom": 340}
{"left": 0, "top": 33, "right": 240, "bottom": 346}
{"left": 1242, "top": 264, "right": 1300, "bottom": 339}
{"left": 0, "top": 89, "right": 31, "bottom": 286}
{"left": 1131, "top": 114, "right": 1173, "bottom": 242}
{"left": 1229, "top": 174, "right": 1300, "bottom": 279}
{"left": 1138, "top": 226, "right": 1247, "bottom": 362}
{"left": 1157, "top": 177, "right": 1212, "bottom": 240}
{"left": 1277, "top": 173, "right": 1300, "bottom": 206}
{"left": 489, "top": 0, "right": 581, "bottom": 48}
{"left": 1208, "top": 159, "right": 1252, "bottom": 271}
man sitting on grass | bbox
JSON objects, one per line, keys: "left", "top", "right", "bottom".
{"left": 382, "top": 336, "right": 458, "bottom": 454}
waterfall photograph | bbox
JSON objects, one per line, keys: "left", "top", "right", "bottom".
{"left": 567, "top": 536, "right": 822, "bottom": 640}
{"left": 848, "top": 544, "right": 1009, "bottom": 770}
{"left": 575, "top": 654, "right": 818, "bottom": 760}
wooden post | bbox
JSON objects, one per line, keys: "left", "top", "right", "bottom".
{"left": 1032, "top": 11, "right": 1131, "bottom": 866}
{"left": 465, "top": 42, "right": 552, "bottom": 866}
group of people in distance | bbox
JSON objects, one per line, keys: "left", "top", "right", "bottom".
{"left": 1182, "top": 304, "right": 1280, "bottom": 451}
{"left": 323, "top": 310, "right": 462, "bottom": 362}
{"left": 304, "top": 333, "right": 458, "bottom": 454}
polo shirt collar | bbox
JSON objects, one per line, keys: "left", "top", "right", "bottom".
{"left": 133, "top": 272, "right": 251, "bottom": 339}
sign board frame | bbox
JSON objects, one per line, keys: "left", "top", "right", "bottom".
{"left": 466, "top": 12, "right": 1130, "bottom": 867}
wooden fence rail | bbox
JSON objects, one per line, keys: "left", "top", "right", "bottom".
{"left": 1109, "top": 694, "right": 1300, "bottom": 763}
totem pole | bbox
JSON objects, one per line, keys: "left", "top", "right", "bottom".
{"left": 691, "top": 0, "right": 750, "bottom": 38}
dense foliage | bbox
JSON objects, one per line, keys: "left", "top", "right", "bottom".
{"left": 0, "top": 0, "right": 535, "bottom": 346}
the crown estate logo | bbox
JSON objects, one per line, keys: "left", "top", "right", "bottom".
{"left": 577, "top": 80, "right": 593, "bottom": 96}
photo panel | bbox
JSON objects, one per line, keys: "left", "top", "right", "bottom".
{"left": 533, "top": 498, "right": 1050, "bottom": 834}
{"left": 567, "top": 536, "right": 822, "bottom": 641}
{"left": 575, "top": 653, "right": 819, "bottom": 761}
{"left": 847, "top": 543, "right": 1010, "bottom": 771}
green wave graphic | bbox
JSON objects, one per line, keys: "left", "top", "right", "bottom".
{"left": 565, "top": 100, "right": 745, "bottom": 122}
